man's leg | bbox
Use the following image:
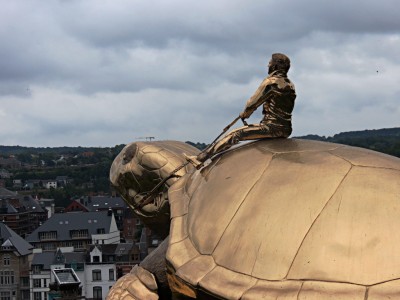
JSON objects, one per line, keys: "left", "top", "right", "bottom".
{"left": 204, "top": 124, "right": 270, "bottom": 158}
{"left": 186, "top": 123, "right": 290, "bottom": 168}
{"left": 186, "top": 124, "right": 272, "bottom": 168}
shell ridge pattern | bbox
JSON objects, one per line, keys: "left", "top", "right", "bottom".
{"left": 250, "top": 241, "right": 264, "bottom": 275}
{"left": 240, "top": 278, "right": 260, "bottom": 299}
{"left": 331, "top": 145, "right": 400, "bottom": 171}
{"left": 297, "top": 280, "right": 366, "bottom": 300}
{"left": 162, "top": 141, "right": 196, "bottom": 154}
{"left": 331, "top": 149, "right": 400, "bottom": 172}
{"left": 364, "top": 287, "right": 369, "bottom": 300}
{"left": 211, "top": 154, "right": 276, "bottom": 254}
{"left": 176, "top": 255, "right": 218, "bottom": 287}
{"left": 285, "top": 162, "right": 354, "bottom": 278}
{"left": 157, "top": 152, "right": 171, "bottom": 169}
{"left": 168, "top": 176, "right": 191, "bottom": 245}
{"left": 289, "top": 281, "right": 305, "bottom": 300}
{"left": 169, "top": 177, "right": 192, "bottom": 246}
{"left": 328, "top": 150, "right": 355, "bottom": 166}
{"left": 183, "top": 173, "right": 192, "bottom": 204}
{"left": 368, "top": 276, "right": 400, "bottom": 287}
{"left": 297, "top": 281, "right": 304, "bottom": 300}
{"left": 260, "top": 147, "right": 343, "bottom": 154}
{"left": 258, "top": 139, "right": 339, "bottom": 154}
{"left": 229, "top": 141, "right": 271, "bottom": 154}
{"left": 169, "top": 216, "right": 189, "bottom": 245}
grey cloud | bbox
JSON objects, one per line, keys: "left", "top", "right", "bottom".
{"left": 0, "top": 0, "right": 399, "bottom": 146}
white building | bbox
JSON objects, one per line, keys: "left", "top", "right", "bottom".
{"left": 85, "top": 245, "right": 116, "bottom": 300}
{"left": 30, "top": 249, "right": 54, "bottom": 300}
{"left": 43, "top": 180, "right": 57, "bottom": 190}
{"left": 30, "top": 246, "right": 118, "bottom": 300}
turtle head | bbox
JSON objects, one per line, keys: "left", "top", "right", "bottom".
{"left": 110, "top": 141, "right": 198, "bottom": 238}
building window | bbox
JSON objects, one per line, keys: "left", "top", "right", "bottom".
{"left": 20, "top": 277, "right": 29, "bottom": 287}
{"left": 43, "top": 243, "right": 56, "bottom": 251}
{"left": 93, "top": 286, "right": 102, "bottom": 300}
{"left": 70, "top": 229, "right": 89, "bottom": 238}
{"left": 33, "top": 278, "right": 41, "bottom": 288}
{"left": 3, "top": 255, "right": 10, "bottom": 266}
{"left": 33, "top": 292, "right": 41, "bottom": 300}
{"left": 0, "top": 271, "right": 14, "bottom": 285}
{"left": 97, "top": 228, "right": 105, "bottom": 234}
{"left": 21, "top": 290, "right": 30, "bottom": 300}
{"left": 38, "top": 231, "right": 57, "bottom": 241}
{"left": 92, "top": 269, "right": 101, "bottom": 281}
{"left": 0, "top": 291, "right": 10, "bottom": 300}
{"left": 109, "top": 268, "right": 114, "bottom": 281}
{"left": 73, "top": 240, "right": 84, "bottom": 249}
{"left": 32, "top": 265, "right": 42, "bottom": 274}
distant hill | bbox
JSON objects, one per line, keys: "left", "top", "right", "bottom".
{"left": 1, "top": 128, "right": 399, "bottom": 158}
{"left": 185, "top": 141, "right": 208, "bottom": 150}
{"left": 0, "top": 145, "right": 109, "bottom": 155}
{"left": 296, "top": 127, "right": 400, "bottom": 158}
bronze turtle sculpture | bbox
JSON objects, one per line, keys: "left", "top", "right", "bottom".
{"left": 108, "top": 138, "right": 400, "bottom": 300}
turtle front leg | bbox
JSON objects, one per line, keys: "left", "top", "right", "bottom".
{"left": 107, "top": 265, "right": 159, "bottom": 300}
{"left": 107, "top": 237, "right": 171, "bottom": 300}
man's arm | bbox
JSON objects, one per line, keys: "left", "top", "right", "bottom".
{"left": 240, "top": 78, "right": 272, "bottom": 119}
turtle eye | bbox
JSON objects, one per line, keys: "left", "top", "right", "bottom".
{"left": 122, "top": 144, "right": 138, "bottom": 165}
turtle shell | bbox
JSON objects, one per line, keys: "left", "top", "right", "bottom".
{"left": 166, "top": 138, "right": 400, "bottom": 299}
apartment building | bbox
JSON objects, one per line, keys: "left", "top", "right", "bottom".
{"left": 0, "top": 222, "right": 33, "bottom": 300}
{"left": 26, "top": 211, "right": 120, "bottom": 251}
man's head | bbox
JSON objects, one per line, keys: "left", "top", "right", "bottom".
{"left": 268, "top": 53, "right": 291, "bottom": 74}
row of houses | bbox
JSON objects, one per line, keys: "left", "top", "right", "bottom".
{"left": 0, "top": 186, "right": 163, "bottom": 299}
{"left": 28, "top": 211, "right": 149, "bottom": 300}
{"left": 13, "top": 176, "right": 72, "bottom": 190}
{"left": 0, "top": 187, "right": 148, "bottom": 243}
{"left": 0, "top": 188, "right": 48, "bottom": 238}
{"left": 1, "top": 210, "right": 151, "bottom": 300}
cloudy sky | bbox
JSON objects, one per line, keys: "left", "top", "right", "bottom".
{"left": 0, "top": 0, "right": 399, "bottom": 147}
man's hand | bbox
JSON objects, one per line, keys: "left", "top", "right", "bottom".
{"left": 239, "top": 110, "right": 252, "bottom": 119}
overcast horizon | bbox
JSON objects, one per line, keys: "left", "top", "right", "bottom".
{"left": 1, "top": 0, "right": 399, "bottom": 147}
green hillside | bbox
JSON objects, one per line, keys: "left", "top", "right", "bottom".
{"left": 297, "top": 127, "right": 400, "bottom": 157}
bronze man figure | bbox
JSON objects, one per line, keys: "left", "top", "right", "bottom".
{"left": 187, "top": 53, "right": 296, "bottom": 168}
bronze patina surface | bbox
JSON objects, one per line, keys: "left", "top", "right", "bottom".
{"left": 108, "top": 139, "right": 400, "bottom": 300}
